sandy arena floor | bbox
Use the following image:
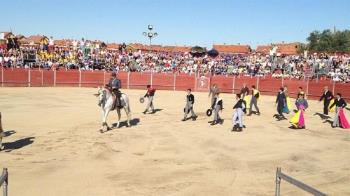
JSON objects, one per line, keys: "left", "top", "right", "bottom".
{"left": 0, "top": 87, "right": 350, "bottom": 196}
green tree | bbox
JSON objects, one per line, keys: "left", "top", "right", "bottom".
{"left": 306, "top": 29, "right": 350, "bottom": 53}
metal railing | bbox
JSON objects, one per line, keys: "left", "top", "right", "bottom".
{"left": 0, "top": 168, "right": 8, "bottom": 196}
{"left": 275, "top": 167, "right": 326, "bottom": 196}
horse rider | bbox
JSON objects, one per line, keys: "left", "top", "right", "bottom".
{"left": 107, "top": 72, "right": 122, "bottom": 109}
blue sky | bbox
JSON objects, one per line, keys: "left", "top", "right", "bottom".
{"left": 1, "top": 0, "right": 349, "bottom": 48}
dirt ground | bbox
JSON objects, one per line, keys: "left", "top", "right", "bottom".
{"left": 0, "top": 87, "right": 349, "bottom": 196}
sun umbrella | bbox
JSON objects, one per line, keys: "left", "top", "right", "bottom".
{"left": 190, "top": 46, "right": 206, "bottom": 57}
{"left": 207, "top": 48, "right": 219, "bottom": 58}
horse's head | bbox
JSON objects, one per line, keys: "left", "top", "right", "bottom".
{"left": 96, "top": 87, "right": 106, "bottom": 106}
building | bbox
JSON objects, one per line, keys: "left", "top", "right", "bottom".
{"left": 256, "top": 43, "right": 301, "bottom": 55}
{"left": 213, "top": 44, "right": 251, "bottom": 54}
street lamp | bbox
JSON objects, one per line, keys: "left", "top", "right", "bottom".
{"left": 143, "top": 25, "right": 158, "bottom": 46}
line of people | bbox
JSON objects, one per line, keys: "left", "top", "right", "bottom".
{"left": 107, "top": 73, "right": 349, "bottom": 131}
{"left": 273, "top": 85, "right": 350, "bottom": 129}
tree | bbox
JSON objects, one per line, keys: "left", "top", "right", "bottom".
{"left": 306, "top": 29, "right": 350, "bottom": 53}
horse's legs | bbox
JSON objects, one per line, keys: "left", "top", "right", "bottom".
{"left": 101, "top": 109, "right": 111, "bottom": 132}
{"left": 100, "top": 109, "right": 106, "bottom": 132}
{"left": 116, "top": 109, "right": 121, "bottom": 128}
{"left": 125, "top": 107, "right": 131, "bottom": 127}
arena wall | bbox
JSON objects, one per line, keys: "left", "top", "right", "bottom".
{"left": 1, "top": 68, "right": 349, "bottom": 101}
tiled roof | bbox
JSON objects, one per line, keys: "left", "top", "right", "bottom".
{"left": 256, "top": 45, "right": 271, "bottom": 54}
{"left": 276, "top": 43, "right": 300, "bottom": 55}
{"left": 22, "top": 35, "right": 47, "bottom": 44}
{"left": 213, "top": 44, "right": 251, "bottom": 54}
{"left": 256, "top": 43, "right": 301, "bottom": 55}
{"left": 2, "top": 32, "right": 14, "bottom": 39}
{"left": 54, "top": 39, "right": 72, "bottom": 47}
{"left": 128, "top": 43, "right": 190, "bottom": 53}
{"left": 106, "top": 43, "right": 120, "bottom": 49}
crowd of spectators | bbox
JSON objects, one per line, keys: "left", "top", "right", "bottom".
{"left": 1, "top": 39, "right": 350, "bottom": 82}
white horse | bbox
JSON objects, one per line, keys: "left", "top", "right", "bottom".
{"left": 96, "top": 87, "right": 131, "bottom": 132}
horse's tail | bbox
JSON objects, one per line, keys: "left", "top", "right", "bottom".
{"left": 122, "top": 94, "right": 131, "bottom": 113}
{"left": 0, "top": 112, "right": 4, "bottom": 138}
{"left": 126, "top": 97, "right": 131, "bottom": 113}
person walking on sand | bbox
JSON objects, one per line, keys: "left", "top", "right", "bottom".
{"left": 143, "top": 85, "right": 156, "bottom": 114}
{"left": 319, "top": 86, "right": 334, "bottom": 116}
{"left": 232, "top": 94, "right": 247, "bottom": 132}
{"left": 240, "top": 83, "right": 249, "bottom": 99}
{"left": 247, "top": 85, "right": 260, "bottom": 116}
{"left": 210, "top": 92, "right": 223, "bottom": 125}
{"left": 182, "top": 89, "right": 197, "bottom": 121}
{"left": 208, "top": 84, "right": 219, "bottom": 108}
{"left": 275, "top": 87, "right": 287, "bottom": 120}
{"left": 329, "top": 93, "right": 350, "bottom": 129}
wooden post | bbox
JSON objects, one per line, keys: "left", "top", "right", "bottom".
{"left": 0, "top": 112, "right": 3, "bottom": 132}
{"left": 41, "top": 70, "right": 44, "bottom": 86}
{"left": 194, "top": 74, "right": 197, "bottom": 91}
{"left": 306, "top": 79, "right": 309, "bottom": 97}
{"left": 1, "top": 66, "right": 3, "bottom": 87}
{"left": 232, "top": 76, "right": 236, "bottom": 93}
{"left": 103, "top": 71, "right": 106, "bottom": 86}
{"left": 28, "top": 69, "right": 31, "bottom": 87}
{"left": 127, "top": 71, "right": 130, "bottom": 89}
{"left": 173, "top": 74, "right": 176, "bottom": 91}
{"left": 54, "top": 70, "right": 56, "bottom": 87}
{"left": 79, "top": 70, "right": 81, "bottom": 87}
{"left": 3, "top": 168, "right": 8, "bottom": 196}
{"left": 275, "top": 167, "right": 281, "bottom": 196}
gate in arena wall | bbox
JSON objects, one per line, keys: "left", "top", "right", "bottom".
{"left": 195, "top": 75, "right": 210, "bottom": 92}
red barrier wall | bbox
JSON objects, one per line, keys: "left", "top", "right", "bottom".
{"left": 3, "top": 69, "right": 28, "bottom": 87}
{"left": 211, "top": 75, "right": 234, "bottom": 93}
{"left": 1, "top": 69, "right": 350, "bottom": 101}
{"left": 129, "top": 72, "right": 151, "bottom": 89}
{"left": 30, "top": 70, "right": 43, "bottom": 87}
{"left": 334, "top": 83, "right": 350, "bottom": 100}
{"left": 175, "top": 74, "right": 195, "bottom": 91}
{"left": 56, "top": 70, "right": 80, "bottom": 87}
{"left": 152, "top": 73, "right": 174, "bottom": 90}
{"left": 307, "top": 80, "right": 333, "bottom": 99}
{"left": 81, "top": 71, "right": 104, "bottom": 87}
{"left": 258, "top": 76, "right": 282, "bottom": 96}
{"left": 0, "top": 68, "right": 2, "bottom": 84}
{"left": 233, "top": 76, "right": 257, "bottom": 94}
{"left": 43, "top": 70, "right": 54, "bottom": 86}
{"left": 282, "top": 78, "right": 307, "bottom": 98}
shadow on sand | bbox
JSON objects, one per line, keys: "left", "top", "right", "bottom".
{"left": 2, "top": 137, "right": 35, "bottom": 152}
{"left": 314, "top": 112, "right": 331, "bottom": 120}
{"left": 3, "top": 130, "right": 16, "bottom": 137}
{"left": 112, "top": 118, "right": 141, "bottom": 129}
{"left": 323, "top": 119, "right": 333, "bottom": 125}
